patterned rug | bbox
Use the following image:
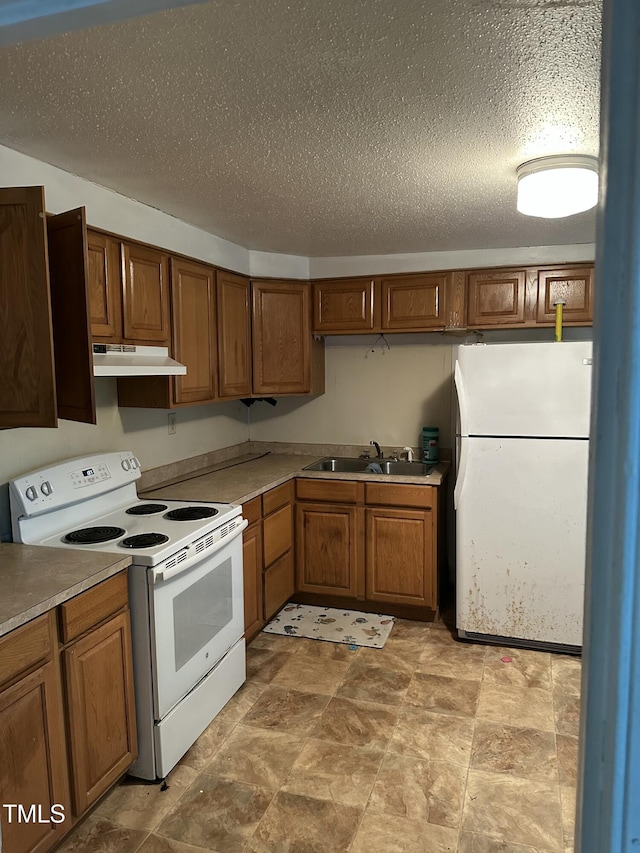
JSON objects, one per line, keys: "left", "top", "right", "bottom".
{"left": 262, "top": 602, "right": 395, "bottom": 648}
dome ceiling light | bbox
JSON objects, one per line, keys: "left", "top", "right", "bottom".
{"left": 516, "top": 154, "right": 599, "bottom": 218}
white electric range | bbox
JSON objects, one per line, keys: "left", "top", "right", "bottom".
{"left": 9, "top": 450, "right": 248, "bottom": 781}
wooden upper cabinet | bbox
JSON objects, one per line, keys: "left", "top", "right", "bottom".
{"left": 0, "top": 186, "right": 57, "bottom": 429}
{"left": 46, "top": 208, "right": 96, "bottom": 425}
{"left": 467, "top": 269, "right": 527, "bottom": 327}
{"left": 217, "top": 270, "right": 252, "bottom": 398}
{"left": 171, "top": 258, "right": 217, "bottom": 405}
{"left": 536, "top": 266, "right": 594, "bottom": 325}
{"left": 252, "top": 280, "right": 312, "bottom": 395}
{"left": 381, "top": 273, "right": 448, "bottom": 330}
{"left": 122, "top": 242, "right": 170, "bottom": 344}
{"left": 87, "top": 230, "right": 122, "bottom": 341}
{"left": 312, "top": 278, "right": 376, "bottom": 333}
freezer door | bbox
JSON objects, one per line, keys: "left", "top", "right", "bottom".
{"left": 455, "top": 341, "right": 592, "bottom": 438}
{"left": 456, "top": 436, "right": 588, "bottom": 646}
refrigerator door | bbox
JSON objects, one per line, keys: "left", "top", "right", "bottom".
{"left": 456, "top": 435, "right": 588, "bottom": 647}
{"left": 455, "top": 341, "right": 592, "bottom": 438}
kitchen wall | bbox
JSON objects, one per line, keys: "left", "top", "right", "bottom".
{"left": 249, "top": 334, "right": 455, "bottom": 452}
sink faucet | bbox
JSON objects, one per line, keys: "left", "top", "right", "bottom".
{"left": 370, "top": 440, "right": 383, "bottom": 459}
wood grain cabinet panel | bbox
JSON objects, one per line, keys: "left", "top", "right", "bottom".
{"left": 243, "top": 521, "right": 263, "bottom": 643}
{"left": 46, "top": 208, "right": 96, "bottom": 425}
{"left": 381, "top": 273, "right": 448, "bottom": 330}
{"left": 0, "top": 613, "right": 69, "bottom": 853}
{"left": 467, "top": 269, "right": 527, "bottom": 327}
{"left": 536, "top": 266, "right": 594, "bottom": 325}
{"left": 63, "top": 611, "right": 137, "bottom": 815}
{"left": 170, "top": 258, "right": 217, "bottom": 405}
{"left": 122, "top": 243, "right": 170, "bottom": 344}
{"left": 252, "top": 280, "right": 312, "bottom": 395}
{"left": 0, "top": 662, "right": 70, "bottom": 853}
{"left": 264, "top": 550, "right": 295, "bottom": 621}
{"left": 296, "top": 502, "right": 359, "bottom": 597}
{"left": 263, "top": 503, "right": 293, "bottom": 568}
{"left": 0, "top": 186, "right": 57, "bottom": 429}
{"left": 87, "top": 230, "right": 122, "bottom": 341}
{"left": 216, "top": 270, "right": 252, "bottom": 398}
{"left": 312, "top": 278, "right": 376, "bottom": 333}
{"left": 365, "top": 508, "right": 435, "bottom": 607}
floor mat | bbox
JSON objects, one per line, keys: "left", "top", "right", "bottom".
{"left": 262, "top": 602, "right": 395, "bottom": 648}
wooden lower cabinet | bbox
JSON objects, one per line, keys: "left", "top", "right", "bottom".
{"left": 242, "top": 484, "right": 294, "bottom": 639}
{"left": 365, "top": 508, "right": 435, "bottom": 607}
{"left": 295, "top": 502, "right": 360, "bottom": 597}
{"left": 0, "top": 574, "right": 136, "bottom": 853}
{"left": 294, "top": 478, "right": 440, "bottom": 616}
{"left": 63, "top": 611, "right": 137, "bottom": 815}
{"left": 0, "top": 652, "right": 70, "bottom": 853}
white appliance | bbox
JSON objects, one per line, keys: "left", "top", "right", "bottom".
{"left": 9, "top": 451, "right": 247, "bottom": 780}
{"left": 92, "top": 343, "right": 187, "bottom": 376}
{"left": 454, "top": 341, "right": 592, "bottom": 651}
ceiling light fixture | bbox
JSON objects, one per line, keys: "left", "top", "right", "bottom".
{"left": 516, "top": 154, "right": 599, "bottom": 218}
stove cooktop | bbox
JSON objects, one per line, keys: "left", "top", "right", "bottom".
{"left": 38, "top": 499, "right": 242, "bottom": 566}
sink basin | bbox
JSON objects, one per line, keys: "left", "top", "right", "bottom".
{"left": 303, "top": 457, "right": 435, "bottom": 476}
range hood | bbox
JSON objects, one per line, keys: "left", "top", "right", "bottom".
{"left": 93, "top": 344, "right": 187, "bottom": 377}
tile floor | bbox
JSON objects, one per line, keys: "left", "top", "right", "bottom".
{"left": 58, "top": 619, "right": 581, "bottom": 853}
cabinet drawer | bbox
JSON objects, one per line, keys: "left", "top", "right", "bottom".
{"left": 296, "top": 478, "right": 360, "bottom": 504}
{"left": 263, "top": 503, "right": 293, "bottom": 567}
{"left": 264, "top": 550, "right": 294, "bottom": 621}
{"left": 262, "top": 481, "right": 293, "bottom": 516}
{"left": 365, "top": 483, "right": 434, "bottom": 510}
{"left": 0, "top": 612, "right": 53, "bottom": 688}
{"left": 59, "top": 571, "right": 129, "bottom": 644}
{"left": 242, "top": 496, "right": 262, "bottom": 527}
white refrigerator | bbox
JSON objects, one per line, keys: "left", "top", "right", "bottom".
{"left": 454, "top": 341, "right": 592, "bottom": 650}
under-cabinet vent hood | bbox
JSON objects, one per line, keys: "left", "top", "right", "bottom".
{"left": 93, "top": 344, "right": 187, "bottom": 377}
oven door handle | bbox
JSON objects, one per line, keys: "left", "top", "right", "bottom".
{"left": 151, "top": 518, "right": 248, "bottom": 584}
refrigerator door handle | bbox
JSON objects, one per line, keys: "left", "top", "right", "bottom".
{"left": 454, "top": 437, "right": 469, "bottom": 510}
{"left": 454, "top": 360, "right": 468, "bottom": 438}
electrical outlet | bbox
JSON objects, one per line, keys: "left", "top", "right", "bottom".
{"left": 168, "top": 412, "right": 176, "bottom": 435}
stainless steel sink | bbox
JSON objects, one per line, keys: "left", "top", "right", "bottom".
{"left": 303, "top": 457, "right": 435, "bottom": 476}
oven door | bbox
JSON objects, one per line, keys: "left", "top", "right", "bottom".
{"left": 148, "top": 519, "right": 247, "bottom": 721}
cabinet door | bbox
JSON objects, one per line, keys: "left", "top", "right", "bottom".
{"left": 217, "top": 270, "right": 252, "bottom": 398}
{"left": 365, "top": 507, "right": 435, "bottom": 607}
{"left": 46, "top": 208, "right": 96, "bottom": 424}
{"left": 467, "top": 269, "right": 527, "bottom": 327}
{"left": 87, "top": 230, "right": 122, "bottom": 341}
{"left": 264, "top": 550, "right": 295, "bottom": 621}
{"left": 0, "top": 662, "right": 70, "bottom": 853}
{"left": 296, "top": 503, "right": 359, "bottom": 597}
{"left": 122, "top": 242, "right": 170, "bottom": 343}
{"left": 0, "top": 186, "right": 57, "bottom": 428}
{"left": 171, "top": 257, "right": 217, "bottom": 405}
{"left": 312, "top": 278, "right": 376, "bottom": 333}
{"left": 536, "top": 266, "right": 594, "bottom": 325}
{"left": 252, "top": 280, "right": 311, "bottom": 394}
{"left": 263, "top": 503, "right": 293, "bottom": 568}
{"left": 243, "top": 521, "right": 264, "bottom": 642}
{"left": 381, "top": 273, "right": 448, "bottom": 330}
{"left": 63, "top": 611, "right": 137, "bottom": 815}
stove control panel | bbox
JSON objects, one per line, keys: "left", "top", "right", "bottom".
{"left": 70, "top": 463, "right": 112, "bottom": 489}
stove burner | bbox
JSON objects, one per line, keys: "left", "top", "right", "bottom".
{"left": 126, "top": 503, "right": 168, "bottom": 516}
{"left": 164, "top": 506, "right": 219, "bottom": 521}
{"left": 120, "top": 533, "right": 170, "bottom": 549}
{"left": 64, "top": 526, "right": 126, "bottom": 545}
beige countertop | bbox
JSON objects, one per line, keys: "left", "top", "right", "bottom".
{"left": 143, "top": 452, "right": 450, "bottom": 505}
{"left": 0, "top": 543, "right": 131, "bottom": 638}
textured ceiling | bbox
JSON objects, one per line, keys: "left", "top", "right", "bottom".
{"left": 0, "top": 0, "right": 601, "bottom": 256}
